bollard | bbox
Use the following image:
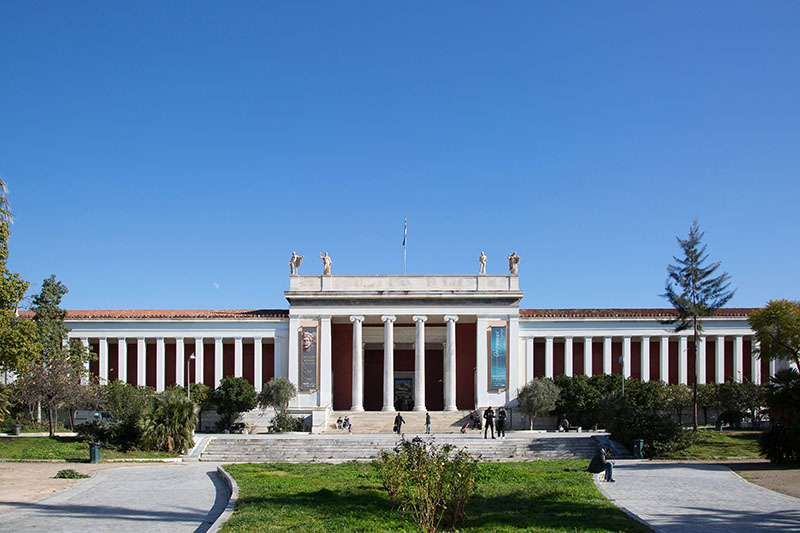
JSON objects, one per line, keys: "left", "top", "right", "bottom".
{"left": 89, "top": 442, "right": 101, "bottom": 464}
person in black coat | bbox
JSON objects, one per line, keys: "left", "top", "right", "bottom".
{"left": 497, "top": 407, "right": 507, "bottom": 438}
{"left": 394, "top": 413, "right": 405, "bottom": 434}
{"left": 483, "top": 407, "right": 495, "bottom": 439}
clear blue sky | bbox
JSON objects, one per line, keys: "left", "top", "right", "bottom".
{"left": 2, "top": 2, "right": 798, "bottom": 311}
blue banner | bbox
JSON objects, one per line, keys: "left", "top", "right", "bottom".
{"left": 490, "top": 326, "right": 507, "bottom": 389}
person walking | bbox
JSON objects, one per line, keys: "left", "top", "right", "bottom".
{"left": 497, "top": 406, "right": 507, "bottom": 438}
{"left": 425, "top": 412, "right": 431, "bottom": 434}
{"left": 483, "top": 407, "right": 495, "bottom": 439}
{"left": 394, "top": 413, "right": 405, "bottom": 434}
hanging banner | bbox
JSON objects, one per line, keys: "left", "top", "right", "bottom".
{"left": 300, "top": 326, "right": 318, "bottom": 390}
{"left": 490, "top": 326, "right": 507, "bottom": 390}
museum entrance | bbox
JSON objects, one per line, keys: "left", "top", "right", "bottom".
{"left": 394, "top": 375, "right": 414, "bottom": 411}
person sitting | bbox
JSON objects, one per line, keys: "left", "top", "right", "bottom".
{"left": 343, "top": 416, "right": 351, "bottom": 433}
{"left": 588, "top": 447, "right": 615, "bottom": 482}
{"left": 336, "top": 417, "right": 343, "bottom": 430}
{"left": 560, "top": 416, "right": 570, "bottom": 432}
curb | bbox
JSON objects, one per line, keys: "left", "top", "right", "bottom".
{"left": 207, "top": 465, "right": 239, "bottom": 533}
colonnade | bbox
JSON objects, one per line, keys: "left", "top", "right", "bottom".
{"left": 75, "top": 334, "right": 286, "bottom": 392}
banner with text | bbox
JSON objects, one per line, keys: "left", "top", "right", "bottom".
{"left": 490, "top": 326, "right": 507, "bottom": 390}
{"left": 300, "top": 326, "right": 318, "bottom": 390}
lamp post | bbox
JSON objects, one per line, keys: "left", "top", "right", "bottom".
{"left": 187, "top": 353, "right": 196, "bottom": 399}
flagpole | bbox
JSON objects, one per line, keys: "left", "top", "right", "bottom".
{"left": 403, "top": 216, "right": 407, "bottom": 275}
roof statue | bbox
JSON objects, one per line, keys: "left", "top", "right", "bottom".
{"left": 507, "top": 252, "right": 520, "bottom": 275}
{"left": 289, "top": 251, "right": 304, "bottom": 275}
{"left": 320, "top": 252, "right": 332, "bottom": 275}
{"left": 479, "top": 251, "right": 487, "bottom": 275}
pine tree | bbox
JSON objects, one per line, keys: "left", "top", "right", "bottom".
{"left": 662, "top": 219, "right": 735, "bottom": 430}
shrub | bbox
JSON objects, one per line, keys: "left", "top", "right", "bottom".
{"left": 760, "top": 418, "right": 800, "bottom": 463}
{"left": 760, "top": 369, "right": 800, "bottom": 463}
{"left": 141, "top": 388, "right": 197, "bottom": 454}
{"left": 215, "top": 377, "right": 257, "bottom": 429}
{"left": 375, "top": 437, "right": 478, "bottom": 532}
{"left": 54, "top": 469, "right": 89, "bottom": 479}
{"left": 270, "top": 412, "right": 305, "bottom": 433}
{"left": 257, "top": 378, "right": 297, "bottom": 415}
{"left": 517, "top": 378, "right": 560, "bottom": 429}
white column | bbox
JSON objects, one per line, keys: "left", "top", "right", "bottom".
{"left": 274, "top": 334, "right": 285, "bottom": 380}
{"left": 444, "top": 315, "right": 458, "bottom": 411}
{"left": 584, "top": 337, "right": 593, "bottom": 378}
{"left": 769, "top": 357, "right": 778, "bottom": 378}
{"left": 98, "top": 337, "right": 108, "bottom": 384}
{"left": 545, "top": 336, "right": 554, "bottom": 378}
{"left": 660, "top": 336, "right": 669, "bottom": 384}
{"left": 525, "top": 337, "right": 534, "bottom": 383}
{"left": 640, "top": 337, "right": 650, "bottom": 383}
{"left": 734, "top": 335, "right": 744, "bottom": 383}
{"left": 175, "top": 337, "right": 185, "bottom": 388}
{"left": 696, "top": 336, "right": 706, "bottom": 385}
{"left": 156, "top": 337, "right": 165, "bottom": 392}
{"left": 507, "top": 316, "right": 520, "bottom": 403}
{"left": 564, "top": 337, "right": 573, "bottom": 377}
{"left": 715, "top": 336, "right": 725, "bottom": 384}
{"left": 350, "top": 315, "right": 365, "bottom": 411}
{"left": 254, "top": 338, "right": 263, "bottom": 392}
{"left": 234, "top": 337, "right": 243, "bottom": 378}
{"left": 137, "top": 337, "right": 146, "bottom": 387}
{"left": 382, "top": 315, "right": 396, "bottom": 412}
{"left": 117, "top": 338, "right": 127, "bottom": 384}
{"left": 287, "top": 317, "right": 300, "bottom": 386}
{"left": 603, "top": 337, "right": 612, "bottom": 375}
{"left": 678, "top": 336, "right": 688, "bottom": 385}
{"left": 194, "top": 338, "right": 204, "bottom": 386}
{"left": 81, "top": 338, "right": 90, "bottom": 384}
{"left": 475, "top": 316, "right": 487, "bottom": 408}
{"left": 622, "top": 336, "right": 631, "bottom": 379}
{"left": 214, "top": 337, "right": 223, "bottom": 388}
{"left": 319, "top": 317, "right": 332, "bottom": 407}
{"left": 751, "top": 338, "right": 761, "bottom": 385}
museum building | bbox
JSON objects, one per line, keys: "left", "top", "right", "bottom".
{"left": 58, "top": 270, "right": 780, "bottom": 428}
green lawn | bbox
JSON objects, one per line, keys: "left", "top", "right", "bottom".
{"left": 660, "top": 430, "right": 763, "bottom": 460}
{"left": 222, "top": 461, "right": 651, "bottom": 532}
{"left": 0, "top": 437, "right": 176, "bottom": 460}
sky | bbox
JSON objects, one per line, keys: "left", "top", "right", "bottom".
{"left": 1, "top": 2, "right": 798, "bottom": 311}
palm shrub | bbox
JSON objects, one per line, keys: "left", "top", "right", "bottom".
{"left": 141, "top": 388, "right": 197, "bottom": 454}
{"left": 375, "top": 436, "right": 478, "bottom": 532}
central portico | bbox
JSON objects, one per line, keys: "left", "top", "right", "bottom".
{"left": 284, "top": 275, "right": 524, "bottom": 413}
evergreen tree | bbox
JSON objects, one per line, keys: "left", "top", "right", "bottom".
{"left": 662, "top": 219, "right": 735, "bottom": 430}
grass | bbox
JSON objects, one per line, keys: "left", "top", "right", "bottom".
{"left": 660, "top": 430, "right": 763, "bottom": 460}
{"left": 222, "top": 461, "right": 651, "bottom": 532}
{"left": 0, "top": 436, "right": 176, "bottom": 460}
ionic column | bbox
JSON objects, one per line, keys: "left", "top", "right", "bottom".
{"left": 254, "top": 337, "right": 263, "bottom": 392}
{"left": 155, "top": 337, "right": 165, "bottom": 391}
{"left": 659, "top": 336, "right": 669, "bottom": 384}
{"left": 444, "top": 315, "right": 459, "bottom": 411}
{"left": 584, "top": 337, "right": 593, "bottom": 378}
{"left": 640, "top": 337, "right": 650, "bottom": 383}
{"left": 622, "top": 336, "right": 631, "bottom": 379}
{"left": 350, "top": 315, "right": 365, "bottom": 411}
{"left": 274, "top": 334, "right": 286, "bottom": 380}
{"left": 81, "top": 338, "right": 90, "bottom": 383}
{"left": 696, "top": 336, "right": 706, "bottom": 385}
{"left": 733, "top": 336, "right": 744, "bottom": 383}
{"left": 234, "top": 337, "right": 243, "bottom": 378}
{"left": 475, "top": 316, "right": 487, "bottom": 408}
{"left": 214, "top": 337, "right": 223, "bottom": 388}
{"left": 545, "top": 336, "right": 554, "bottom": 378}
{"left": 715, "top": 336, "right": 725, "bottom": 384}
{"left": 769, "top": 357, "right": 778, "bottom": 378}
{"left": 413, "top": 316, "right": 428, "bottom": 411}
{"left": 507, "top": 316, "right": 520, "bottom": 403}
{"left": 381, "top": 315, "right": 396, "bottom": 412}
{"left": 176, "top": 337, "right": 185, "bottom": 387}
{"left": 678, "top": 336, "right": 688, "bottom": 385}
{"left": 603, "top": 337, "right": 612, "bottom": 375}
{"left": 98, "top": 337, "right": 108, "bottom": 384}
{"left": 751, "top": 338, "right": 761, "bottom": 385}
{"left": 194, "top": 338, "right": 204, "bottom": 385}
{"left": 117, "top": 338, "right": 127, "bottom": 384}
{"left": 320, "top": 317, "right": 332, "bottom": 407}
{"left": 525, "top": 337, "right": 534, "bottom": 383}
{"left": 137, "top": 337, "right": 146, "bottom": 387}
{"left": 564, "top": 337, "right": 573, "bottom": 377}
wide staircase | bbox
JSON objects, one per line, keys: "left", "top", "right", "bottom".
{"left": 324, "top": 410, "right": 475, "bottom": 434}
{"left": 199, "top": 433, "right": 602, "bottom": 463}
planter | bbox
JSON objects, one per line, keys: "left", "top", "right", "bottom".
{"left": 12, "top": 424, "right": 21, "bottom": 436}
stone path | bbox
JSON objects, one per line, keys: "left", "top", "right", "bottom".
{"left": 0, "top": 462, "right": 226, "bottom": 532}
{"left": 596, "top": 461, "right": 800, "bottom": 532}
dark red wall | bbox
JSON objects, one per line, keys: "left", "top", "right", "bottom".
{"left": 630, "top": 340, "right": 641, "bottom": 380}
{"left": 456, "top": 322, "right": 476, "bottom": 409}
{"left": 553, "top": 341, "right": 564, "bottom": 377}
{"left": 332, "top": 323, "right": 353, "bottom": 410}
{"left": 262, "top": 342, "right": 275, "bottom": 384}
{"left": 127, "top": 342, "right": 137, "bottom": 385}
{"left": 573, "top": 341, "right": 584, "bottom": 377}
{"left": 668, "top": 340, "right": 678, "bottom": 384}
{"left": 89, "top": 341, "right": 99, "bottom": 379}
{"left": 107, "top": 342, "right": 119, "bottom": 382}
{"left": 223, "top": 343, "right": 234, "bottom": 379}
{"left": 203, "top": 342, "right": 215, "bottom": 388}
{"left": 363, "top": 349, "right": 383, "bottom": 411}
{"left": 243, "top": 342, "right": 254, "bottom": 386}
{"left": 724, "top": 339, "right": 734, "bottom": 382}
{"left": 592, "top": 340, "right": 603, "bottom": 376}
{"left": 425, "top": 349, "right": 444, "bottom": 411}
{"left": 165, "top": 343, "right": 176, "bottom": 386}
{"left": 146, "top": 342, "right": 156, "bottom": 388}
{"left": 534, "top": 340, "right": 545, "bottom": 377}
{"left": 650, "top": 340, "right": 660, "bottom": 381}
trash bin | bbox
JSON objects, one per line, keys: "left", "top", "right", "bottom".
{"left": 89, "top": 442, "right": 101, "bottom": 464}
{"left": 12, "top": 424, "right": 21, "bottom": 436}
{"left": 633, "top": 439, "right": 644, "bottom": 459}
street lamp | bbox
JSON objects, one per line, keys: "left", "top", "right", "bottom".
{"left": 187, "top": 352, "right": 196, "bottom": 399}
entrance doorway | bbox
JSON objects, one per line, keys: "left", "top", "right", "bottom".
{"left": 394, "top": 377, "right": 414, "bottom": 411}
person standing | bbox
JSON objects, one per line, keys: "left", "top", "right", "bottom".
{"left": 425, "top": 412, "right": 431, "bottom": 434}
{"left": 497, "top": 407, "right": 507, "bottom": 439}
{"left": 483, "top": 407, "right": 495, "bottom": 439}
{"left": 394, "top": 413, "right": 405, "bottom": 434}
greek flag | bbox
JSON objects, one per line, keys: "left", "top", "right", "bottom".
{"left": 402, "top": 217, "right": 407, "bottom": 246}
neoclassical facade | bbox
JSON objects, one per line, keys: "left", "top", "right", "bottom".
{"left": 59, "top": 273, "right": 784, "bottom": 421}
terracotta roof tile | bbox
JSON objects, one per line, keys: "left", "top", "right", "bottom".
{"left": 519, "top": 308, "right": 757, "bottom": 319}
{"left": 19, "top": 309, "right": 288, "bottom": 320}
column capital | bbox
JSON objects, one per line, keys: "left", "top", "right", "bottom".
{"left": 175, "top": 336, "right": 183, "bottom": 342}
{"left": 214, "top": 336, "right": 223, "bottom": 342}
{"left": 350, "top": 315, "right": 365, "bottom": 323}
{"left": 545, "top": 335, "right": 554, "bottom": 341}
{"left": 641, "top": 335, "right": 650, "bottom": 341}
{"left": 564, "top": 336, "right": 573, "bottom": 341}
{"left": 381, "top": 315, "right": 396, "bottom": 323}
{"left": 254, "top": 336, "right": 263, "bottom": 343}
{"left": 412, "top": 315, "right": 428, "bottom": 323}
{"left": 584, "top": 336, "right": 593, "bottom": 341}
{"left": 234, "top": 336, "right": 243, "bottom": 341}
{"left": 443, "top": 314, "right": 459, "bottom": 323}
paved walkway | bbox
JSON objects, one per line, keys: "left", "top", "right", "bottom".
{"left": 0, "top": 462, "right": 226, "bottom": 532}
{"left": 596, "top": 461, "right": 800, "bottom": 532}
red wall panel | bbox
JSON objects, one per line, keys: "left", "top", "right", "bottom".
{"left": 456, "top": 322, "right": 476, "bottom": 410}
{"left": 332, "top": 323, "right": 353, "bottom": 410}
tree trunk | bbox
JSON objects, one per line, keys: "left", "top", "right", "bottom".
{"left": 47, "top": 406, "right": 55, "bottom": 437}
{"left": 36, "top": 401, "right": 42, "bottom": 423}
